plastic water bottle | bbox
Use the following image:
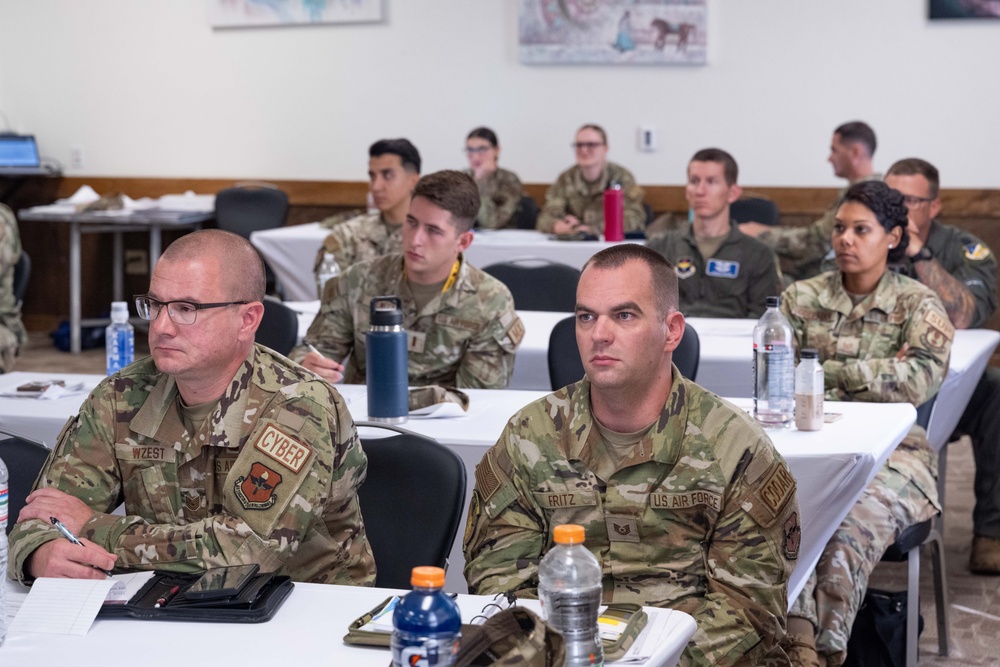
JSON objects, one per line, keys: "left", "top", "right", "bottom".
{"left": 391, "top": 566, "right": 461, "bottom": 667}
{"left": 753, "top": 296, "right": 795, "bottom": 428}
{"left": 1, "top": 454, "right": 9, "bottom": 646}
{"left": 366, "top": 296, "right": 408, "bottom": 424}
{"left": 105, "top": 301, "right": 134, "bottom": 376}
{"left": 316, "top": 252, "right": 341, "bottom": 299}
{"left": 795, "top": 349, "right": 824, "bottom": 431}
{"left": 539, "top": 524, "right": 604, "bottom": 667}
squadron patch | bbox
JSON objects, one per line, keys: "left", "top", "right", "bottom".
{"left": 964, "top": 242, "right": 991, "bottom": 261}
{"left": 921, "top": 309, "right": 954, "bottom": 354}
{"left": 783, "top": 512, "right": 801, "bottom": 560}
{"left": 254, "top": 424, "right": 312, "bottom": 473}
{"left": 234, "top": 462, "right": 282, "bottom": 510}
{"left": 675, "top": 258, "right": 696, "bottom": 279}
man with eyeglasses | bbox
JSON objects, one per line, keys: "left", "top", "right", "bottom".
{"left": 312, "top": 138, "right": 421, "bottom": 287}
{"left": 885, "top": 158, "right": 1000, "bottom": 575}
{"left": 536, "top": 124, "right": 645, "bottom": 238}
{"left": 9, "top": 229, "right": 376, "bottom": 586}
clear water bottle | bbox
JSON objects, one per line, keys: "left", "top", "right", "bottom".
{"left": 391, "top": 566, "right": 461, "bottom": 667}
{"left": 539, "top": 524, "right": 604, "bottom": 667}
{"left": 1, "top": 454, "right": 9, "bottom": 646}
{"left": 105, "top": 301, "right": 134, "bottom": 376}
{"left": 795, "top": 349, "right": 824, "bottom": 431}
{"left": 316, "top": 252, "right": 341, "bottom": 299}
{"left": 753, "top": 296, "right": 795, "bottom": 428}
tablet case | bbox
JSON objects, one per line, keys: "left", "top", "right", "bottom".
{"left": 98, "top": 569, "right": 294, "bottom": 623}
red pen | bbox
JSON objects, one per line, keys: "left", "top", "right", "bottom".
{"left": 154, "top": 585, "right": 181, "bottom": 608}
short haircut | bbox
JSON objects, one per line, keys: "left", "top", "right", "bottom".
{"left": 160, "top": 229, "right": 266, "bottom": 301}
{"left": 690, "top": 147, "right": 739, "bottom": 186}
{"left": 412, "top": 170, "right": 480, "bottom": 234}
{"left": 834, "top": 121, "right": 877, "bottom": 157}
{"left": 582, "top": 244, "right": 678, "bottom": 320}
{"left": 577, "top": 124, "right": 607, "bottom": 145}
{"left": 369, "top": 138, "right": 421, "bottom": 174}
{"left": 887, "top": 158, "right": 941, "bottom": 199}
{"left": 839, "top": 180, "right": 909, "bottom": 262}
{"left": 466, "top": 127, "right": 498, "bottom": 147}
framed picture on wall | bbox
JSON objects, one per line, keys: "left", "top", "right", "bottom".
{"left": 209, "top": 0, "right": 383, "bottom": 28}
{"left": 519, "top": 0, "right": 707, "bottom": 65}
{"left": 929, "top": 0, "right": 1000, "bottom": 18}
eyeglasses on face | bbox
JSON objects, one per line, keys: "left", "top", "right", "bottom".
{"left": 901, "top": 194, "right": 935, "bottom": 207}
{"left": 572, "top": 142, "right": 605, "bottom": 151}
{"left": 134, "top": 295, "right": 250, "bottom": 325}
{"left": 464, "top": 146, "right": 493, "bottom": 155}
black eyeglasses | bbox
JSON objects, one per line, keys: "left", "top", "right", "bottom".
{"left": 464, "top": 146, "right": 492, "bottom": 155}
{"left": 901, "top": 194, "right": 935, "bottom": 207}
{"left": 572, "top": 142, "right": 605, "bottom": 151}
{"left": 134, "top": 295, "right": 250, "bottom": 325}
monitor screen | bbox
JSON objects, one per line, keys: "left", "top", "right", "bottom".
{"left": 0, "top": 135, "right": 40, "bottom": 168}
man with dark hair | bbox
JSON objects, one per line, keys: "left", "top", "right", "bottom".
{"left": 536, "top": 124, "right": 645, "bottom": 237}
{"left": 296, "top": 170, "right": 523, "bottom": 389}
{"left": 0, "top": 203, "right": 27, "bottom": 371}
{"left": 313, "top": 138, "right": 422, "bottom": 282}
{"left": 647, "top": 148, "right": 783, "bottom": 318}
{"left": 464, "top": 243, "right": 799, "bottom": 666}
{"left": 741, "top": 121, "right": 880, "bottom": 281}
{"left": 9, "top": 229, "right": 376, "bottom": 586}
{"left": 885, "top": 157, "right": 1000, "bottom": 574}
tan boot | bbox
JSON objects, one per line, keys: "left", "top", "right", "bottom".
{"left": 782, "top": 617, "right": 822, "bottom": 667}
{"left": 970, "top": 535, "right": 1000, "bottom": 575}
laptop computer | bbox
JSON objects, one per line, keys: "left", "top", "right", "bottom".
{"left": 0, "top": 134, "right": 41, "bottom": 169}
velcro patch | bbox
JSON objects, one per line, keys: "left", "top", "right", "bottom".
{"left": 706, "top": 258, "right": 740, "bottom": 279}
{"left": 253, "top": 424, "right": 312, "bottom": 473}
{"left": 234, "top": 462, "right": 283, "bottom": 510}
{"left": 506, "top": 317, "right": 525, "bottom": 346}
{"left": 533, "top": 490, "right": 597, "bottom": 509}
{"left": 964, "top": 242, "right": 991, "bottom": 261}
{"left": 784, "top": 512, "right": 801, "bottom": 560}
{"left": 606, "top": 516, "right": 640, "bottom": 543}
{"left": 215, "top": 455, "right": 238, "bottom": 476}
{"left": 923, "top": 310, "right": 955, "bottom": 342}
{"left": 475, "top": 452, "right": 503, "bottom": 502}
{"left": 435, "top": 313, "right": 481, "bottom": 333}
{"left": 119, "top": 445, "right": 170, "bottom": 462}
{"left": 649, "top": 490, "right": 721, "bottom": 512}
{"left": 744, "top": 446, "right": 773, "bottom": 485}
{"left": 675, "top": 258, "right": 696, "bottom": 279}
{"left": 758, "top": 464, "right": 796, "bottom": 517}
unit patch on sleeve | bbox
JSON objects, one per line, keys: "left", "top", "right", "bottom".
{"left": 253, "top": 424, "right": 312, "bottom": 473}
{"left": 783, "top": 512, "right": 801, "bottom": 560}
{"left": 234, "top": 462, "right": 283, "bottom": 510}
{"left": 675, "top": 257, "right": 697, "bottom": 279}
{"left": 964, "top": 242, "right": 991, "bottom": 261}
{"left": 758, "top": 464, "right": 795, "bottom": 516}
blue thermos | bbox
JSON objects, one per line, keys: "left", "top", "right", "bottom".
{"left": 366, "top": 296, "right": 408, "bottom": 424}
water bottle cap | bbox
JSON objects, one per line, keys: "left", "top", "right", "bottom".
{"left": 801, "top": 348, "right": 818, "bottom": 359}
{"left": 410, "top": 566, "right": 445, "bottom": 588}
{"left": 553, "top": 524, "right": 585, "bottom": 545}
{"left": 766, "top": 296, "right": 780, "bottom": 308}
{"left": 369, "top": 296, "right": 403, "bottom": 326}
{"left": 110, "top": 301, "right": 129, "bottom": 323}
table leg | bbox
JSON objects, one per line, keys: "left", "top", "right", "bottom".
{"left": 113, "top": 231, "right": 124, "bottom": 302}
{"left": 70, "top": 221, "right": 82, "bottom": 354}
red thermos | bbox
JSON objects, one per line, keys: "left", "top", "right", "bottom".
{"left": 603, "top": 183, "right": 624, "bottom": 242}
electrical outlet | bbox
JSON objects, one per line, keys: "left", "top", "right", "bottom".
{"left": 70, "top": 145, "right": 84, "bottom": 170}
{"left": 638, "top": 126, "right": 657, "bottom": 152}
{"left": 125, "top": 249, "right": 149, "bottom": 276}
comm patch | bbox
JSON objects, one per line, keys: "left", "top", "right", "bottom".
{"left": 758, "top": 464, "right": 795, "bottom": 516}
{"left": 234, "top": 462, "right": 282, "bottom": 510}
{"left": 964, "top": 242, "right": 991, "bottom": 261}
{"left": 675, "top": 258, "right": 696, "bottom": 279}
{"left": 254, "top": 424, "right": 312, "bottom": 473}
{"left": 706, "top": 258, "right": 739, "bottom": 279}
{"left": 605, "top": 516, "right": 639, "bottom": 543}
{"left": 783, "top": 512, "right": 800, "bottom": 560}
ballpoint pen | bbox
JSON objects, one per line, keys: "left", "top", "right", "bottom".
{"left": 154, "top": 585, "right": 181, "bottom": 608}
{"left": 50, "top": 516, "right": 114, "bottom": 576}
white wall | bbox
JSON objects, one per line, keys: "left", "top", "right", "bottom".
{"left": 1, "top": 0, "right": 998, "bottom": 188}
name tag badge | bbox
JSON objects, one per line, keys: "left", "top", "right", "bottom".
{"left": 408, "top": 331, "right": 426, "bottom": 354}
{"left": 705, "top": 258, "right": 740, "bottom": 279}
{"left": 533, "top": 490, "right": 597, "bottom": 510}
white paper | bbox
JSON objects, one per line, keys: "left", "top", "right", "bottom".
{"left": 103, "top": 571, "right": 156, "bottom": 604}
{"left": 8, "top": 578, "right": 117, "bottom": 636}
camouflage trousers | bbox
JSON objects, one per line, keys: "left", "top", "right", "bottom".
{"left": 789, "top": 445, "right": 938, "bottom": 667}
{"left": 0, "top": 324, "right": 21, "bottom": 373}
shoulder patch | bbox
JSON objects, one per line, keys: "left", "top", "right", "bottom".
{"left": 744, "top": 446, "right": 774, "bottom": 484}
{"left": 783, "top": 512, "right": 800, "bottom": 560}
{"left": 254, "top": 424, "right": 313, "bottom": 473}
{"left": 923, "top": 309, "right": 955, "bottom": 342}
{"left": 964, "top": 242, "right": 991, "bottom": 261}
{"left": 758, "top": 464, "right": 796, "bottom": 516}
{"left": 475, "top": 450, "right": 504, "bottom": 502}
{"left": 675, "top": 257, "right": 696, "bottom": 279}
{"left": 234, "top": 462, "right": 282, "bottom": 510}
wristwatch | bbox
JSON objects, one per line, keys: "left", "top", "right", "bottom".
{"left": 912, "top": 246, "right": 933, "bottom": 262}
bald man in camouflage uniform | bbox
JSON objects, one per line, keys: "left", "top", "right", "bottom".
{"left": 779, "top": 268, "right": 951, "bottom": 666}
{"left": 0, "top": 204, "right": 27, "bottom": 372}
{"left": 296, "top": 170, "right": 523, "bottom": 389}
{"left": 9, "top": 229, "right": 375, "bottom": 586}
{"left": 465, "top": 245, "right": 799, "bottom": 667}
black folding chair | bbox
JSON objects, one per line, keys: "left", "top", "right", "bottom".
{"left": 254, "top": 297, "right": 299, "bottom": 357}
{"left": 482, "top": 259, "right": 580, "bottom": 312}
{"left": 1, "top": 435, "right": 51, "bottom": 535}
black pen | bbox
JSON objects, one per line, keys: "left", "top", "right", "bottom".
{"left": 50, "top": 516, "right": 114, "bottom": 576}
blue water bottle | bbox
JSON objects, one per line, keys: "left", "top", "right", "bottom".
{"left": 366, "top": 296, "right": 408, "bottom": 423}
{"left": 105, "top": 301, "right": 135, "bottom": 376}
{"left": 392, "top": 566, "right": 461, "bottom": 667}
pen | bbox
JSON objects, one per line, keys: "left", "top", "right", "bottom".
{"left": 305, "top": 341, "right": 324, "bottom": 358}
{"left": 154, "top": 585, "right": 181, "bottom": 608}
{"left": 50, "top": 516, "right": 114, "bottom": 576}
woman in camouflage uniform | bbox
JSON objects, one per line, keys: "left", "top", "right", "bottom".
{"left": 779, "top": 180, "right": 953, "bottom": 666}
{"left": 464, "top": 127, "right": 524, "bottom": 230}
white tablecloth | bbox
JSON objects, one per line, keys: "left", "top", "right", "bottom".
{"left": 0, "top": 372, "right": 913, "bottom": 607}
{"left": 0, "top": 579, "right": 696, "bottom": 667}
{"left": 250, "top": 223, "right": 639, "bottom": 302}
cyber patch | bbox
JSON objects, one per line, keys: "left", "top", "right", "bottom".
{"left": 234, "top": 462, "right": 282, "bottom": 510}
{"left": 254, "top": 424, "right": 312, "bottom": 473}
{"left": 964, "top": 242, "right": 991, "bottom": 261}
{"left": 675, "top": 258, "right": 696, "bottom": 279}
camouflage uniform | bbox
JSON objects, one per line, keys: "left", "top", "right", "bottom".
{"left": 313, "top": 212, "right": 403, "bottom": 280}
{"left": 464, "top": 371, "right": 800, "bottom": 667}
{"left": 466, "top": 167, "right": 524, "bottom": 230}
{"left": 297, "top": 253, "right": 523, "bottom": 389}
{"left": 780, "top": 270, "right": 951, "bottom": 665}
{"left": 536, "top": 163, "right": 645, "bottom": 236}
{"left": 0, "top": 204, "right": 27, "bottom": 372}
{"left": 756, "top": 175, "right": 881, "bottom": 282}
{"left": 7, "top": 344, "right": 376, "bottom": 586}
{"left": 647, "top": 222, "right": 784, "bottom": 318}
